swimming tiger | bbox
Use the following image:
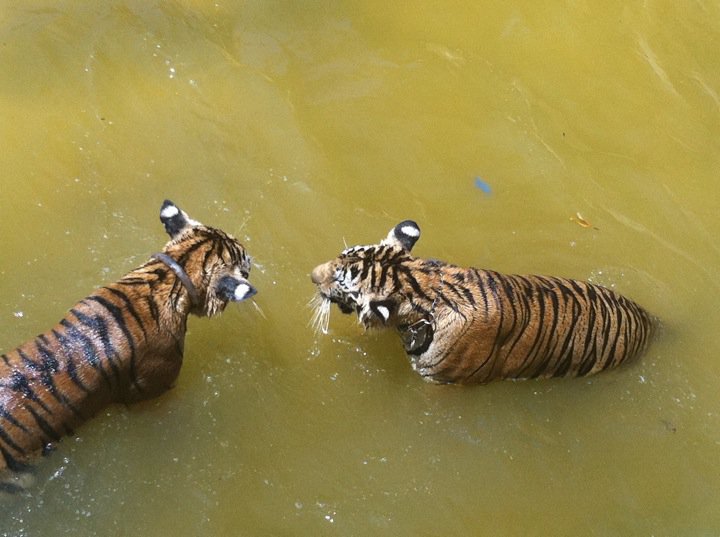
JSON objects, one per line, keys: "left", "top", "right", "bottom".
{"left": 310, "top": 220, "right": 654, "bottom": 385}
{"left": 0, "top": 200, "right": 256, "bottom": 492}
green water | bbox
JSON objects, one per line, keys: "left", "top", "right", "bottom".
{"left": 1, "top": 1, "right": 719, "bottom": 535}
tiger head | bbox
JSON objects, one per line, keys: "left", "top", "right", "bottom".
{"left": 310, "top": 221, "right": 422, "bottom": 333}
{"left": 158, "top": 200, "right": 257, "bottom": 317}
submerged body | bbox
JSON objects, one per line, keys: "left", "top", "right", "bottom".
{"left": 311, "top": 220, "right": 654, "bottom": 384}
{"left": 0, "top": 200, "right": 256, "bottom": 489}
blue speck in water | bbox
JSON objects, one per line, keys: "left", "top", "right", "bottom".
{"left": 474, "top": 177, "right": 492, "bottom": 195}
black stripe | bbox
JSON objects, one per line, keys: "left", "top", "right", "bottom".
{"left": 33, "top": 339, "right": 63, "bottom": 402}
{"left": 577, "top": 296, "right": 601, "bottom": 377}
{"left": 370, "top": 257, "right": 378, "bottom": 288}
{"left": 516, "top": 280, "right": 552, "bottom": 377}
{"left": 28, "top": 335, "right": 84, "bottom": 420}
{"left": 492, "top": 277, "right": 528, "bottom": 360}
{"left": 26, "top": 405, "right": 62, "bottom": 443}
{"left": 81, "top": 296, "right": 143, "bottom": 394}
{"left": 62, "top": 316, "right": 111, "bottom": 383}
{"left": 460, "top": 284, "right": 476, "bottom": 307}
{"left": 391, "top": 265, "right": 402, "bottom": 292}
{"left": 378, "top": 263, "right": 390, "bottom": 289}
{"left": 570, "top": 284, "right": 599, "bottom": 376}
{"left": 68, "top": 310, "right": 122, "bottom": 386}
{"left": 435, "top": 289, "right": 460, "bottom": 314}
{"left": 145, "top": 296, "right": 161, "bottom": 329}
{"left": 0, "top": 404, "right": 29, "bottom": 433}
{"left": 177, "top": 236, "right": 214, "bottom": 264}
{"left": 6, "top": 368, "right": 53, "bottom": 415}
{"left": 0, "top": 419, "right": 28, "bottom": 455}
{"left": 103, "top": 287, "right": 149, "bottom": 340}
{"left": 360, "top": 258, "right": 371, "bottom": 281}
{"left": 466, "top": 272, "right": 506, "bottom": 381}
{"left": 50, "top": 328, "right": 92, "bottom": 393}
{"left": 471, "top": 270, "right": 491, "bottom": 319}
{"left": 17, "top": 349, "right": 41, "bottom": 372}
{"left": 549, "top": 284, "right": 581, "bottom": 377}
{"left": 397, "top": 266, "right": 432, "bottom": 302}
{"left": 596, "top": 291, "right": 621, "bottom": 367}
{"left": 0, "top": 445, "right": 28, "bottom": 472}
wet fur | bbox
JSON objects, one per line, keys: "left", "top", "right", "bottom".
{"left": 311, "top": 221, "right": 654, "bottom": 384}
{"left": 0, "top": 200, "right": 256, "bottom": 489}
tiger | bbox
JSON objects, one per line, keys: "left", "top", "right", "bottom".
{"left": 0, "top": 200, "right": 256, "bottom": 492}
{"left": 310, "top": 220, "right": 655, "bottom": 385}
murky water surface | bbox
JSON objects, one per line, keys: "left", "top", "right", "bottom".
{"left": 1, "top": 1, "right": 719, "bottom": 535}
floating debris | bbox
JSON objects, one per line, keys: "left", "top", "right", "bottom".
{"left": 570, "top": 212, "right": 598, "bottom": 230}
{"left": 474, "top": 177, "right": 492, "bottom": 195}
{"left": 661, "top": 419, "right": 677, "bottom": 433}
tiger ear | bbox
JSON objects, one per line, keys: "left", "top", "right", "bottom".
{"left": 382, "top": 220, "right": 420, "bottom": 252}
{"left": 160, "top": 200, "right": 200, "bottom": 239}
{"left": 369, "top": 299, "right": 395, "bottom": 324}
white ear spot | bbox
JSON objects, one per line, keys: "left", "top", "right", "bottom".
{"left": 161, "top": 204, "right": 180, "bottom": 219}
{"left": 400, "top": 225, "right": 420, "bottom": 238}
{"left": 234, "top": 283, "right": 252, "bottom": 301}
{"left": 376, "top": 305, "right": 390, "bottom": 322}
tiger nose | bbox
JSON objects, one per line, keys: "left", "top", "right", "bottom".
{"left": 311, "top": 263, "right": 331, "bottom": 285}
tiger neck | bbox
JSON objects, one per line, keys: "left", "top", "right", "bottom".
{"left": 151, "top": 252, "right": 202, "bottom": 309}
{"left": 396, "top": 260, "right": 448, "bottom": 343}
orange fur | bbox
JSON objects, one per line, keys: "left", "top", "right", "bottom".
{"left": 311, "top": 221, "right": 654, "bottom": 384}
{"left": 0, "top": 201, "right": 256, "bottom": 488}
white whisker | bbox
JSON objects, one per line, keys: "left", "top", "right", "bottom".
{"left": 250, "top": 299, "right": 266, "bottom": 319}
{"left": 308, "top": 293, "right": 332, "bottom": 335}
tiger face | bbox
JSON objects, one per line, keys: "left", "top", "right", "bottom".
{"left": 159, "top": 200, "right": 257, "bottom": 317}
{"left": 310, "top": 220, "right": 422, "bottom": 333}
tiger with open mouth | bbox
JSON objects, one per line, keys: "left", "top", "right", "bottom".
{"left": 310, "top": 220, "right": 654, "bottom": 385}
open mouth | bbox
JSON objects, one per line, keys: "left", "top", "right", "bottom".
{"left": 333, "top": 298, "right": 355, "bottom": 315}
{"left": 309, "top": 291, "right": 358, "bottom": 335}
{"left": 317, "top": 289, "right": 356, "bottom": 315}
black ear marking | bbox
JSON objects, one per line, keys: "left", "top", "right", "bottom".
{"left": 369, "top": 299, "right": 395, "bottom": 324}
{"left": 217, "top": 275, "right": 257, "bottom": 302}
{"left": 160, "top": 199, "right": 193, "bottom": 238}
{"left": 391, "top": 220, "right": 421, "bottom": 251}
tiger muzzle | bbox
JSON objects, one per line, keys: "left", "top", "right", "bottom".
{"left": 310, "top": 263, "right": 333, "bottom": 285}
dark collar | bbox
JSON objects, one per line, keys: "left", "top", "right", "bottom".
{"left": 151, "top": 252, "right": 201, "bottom": 308}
